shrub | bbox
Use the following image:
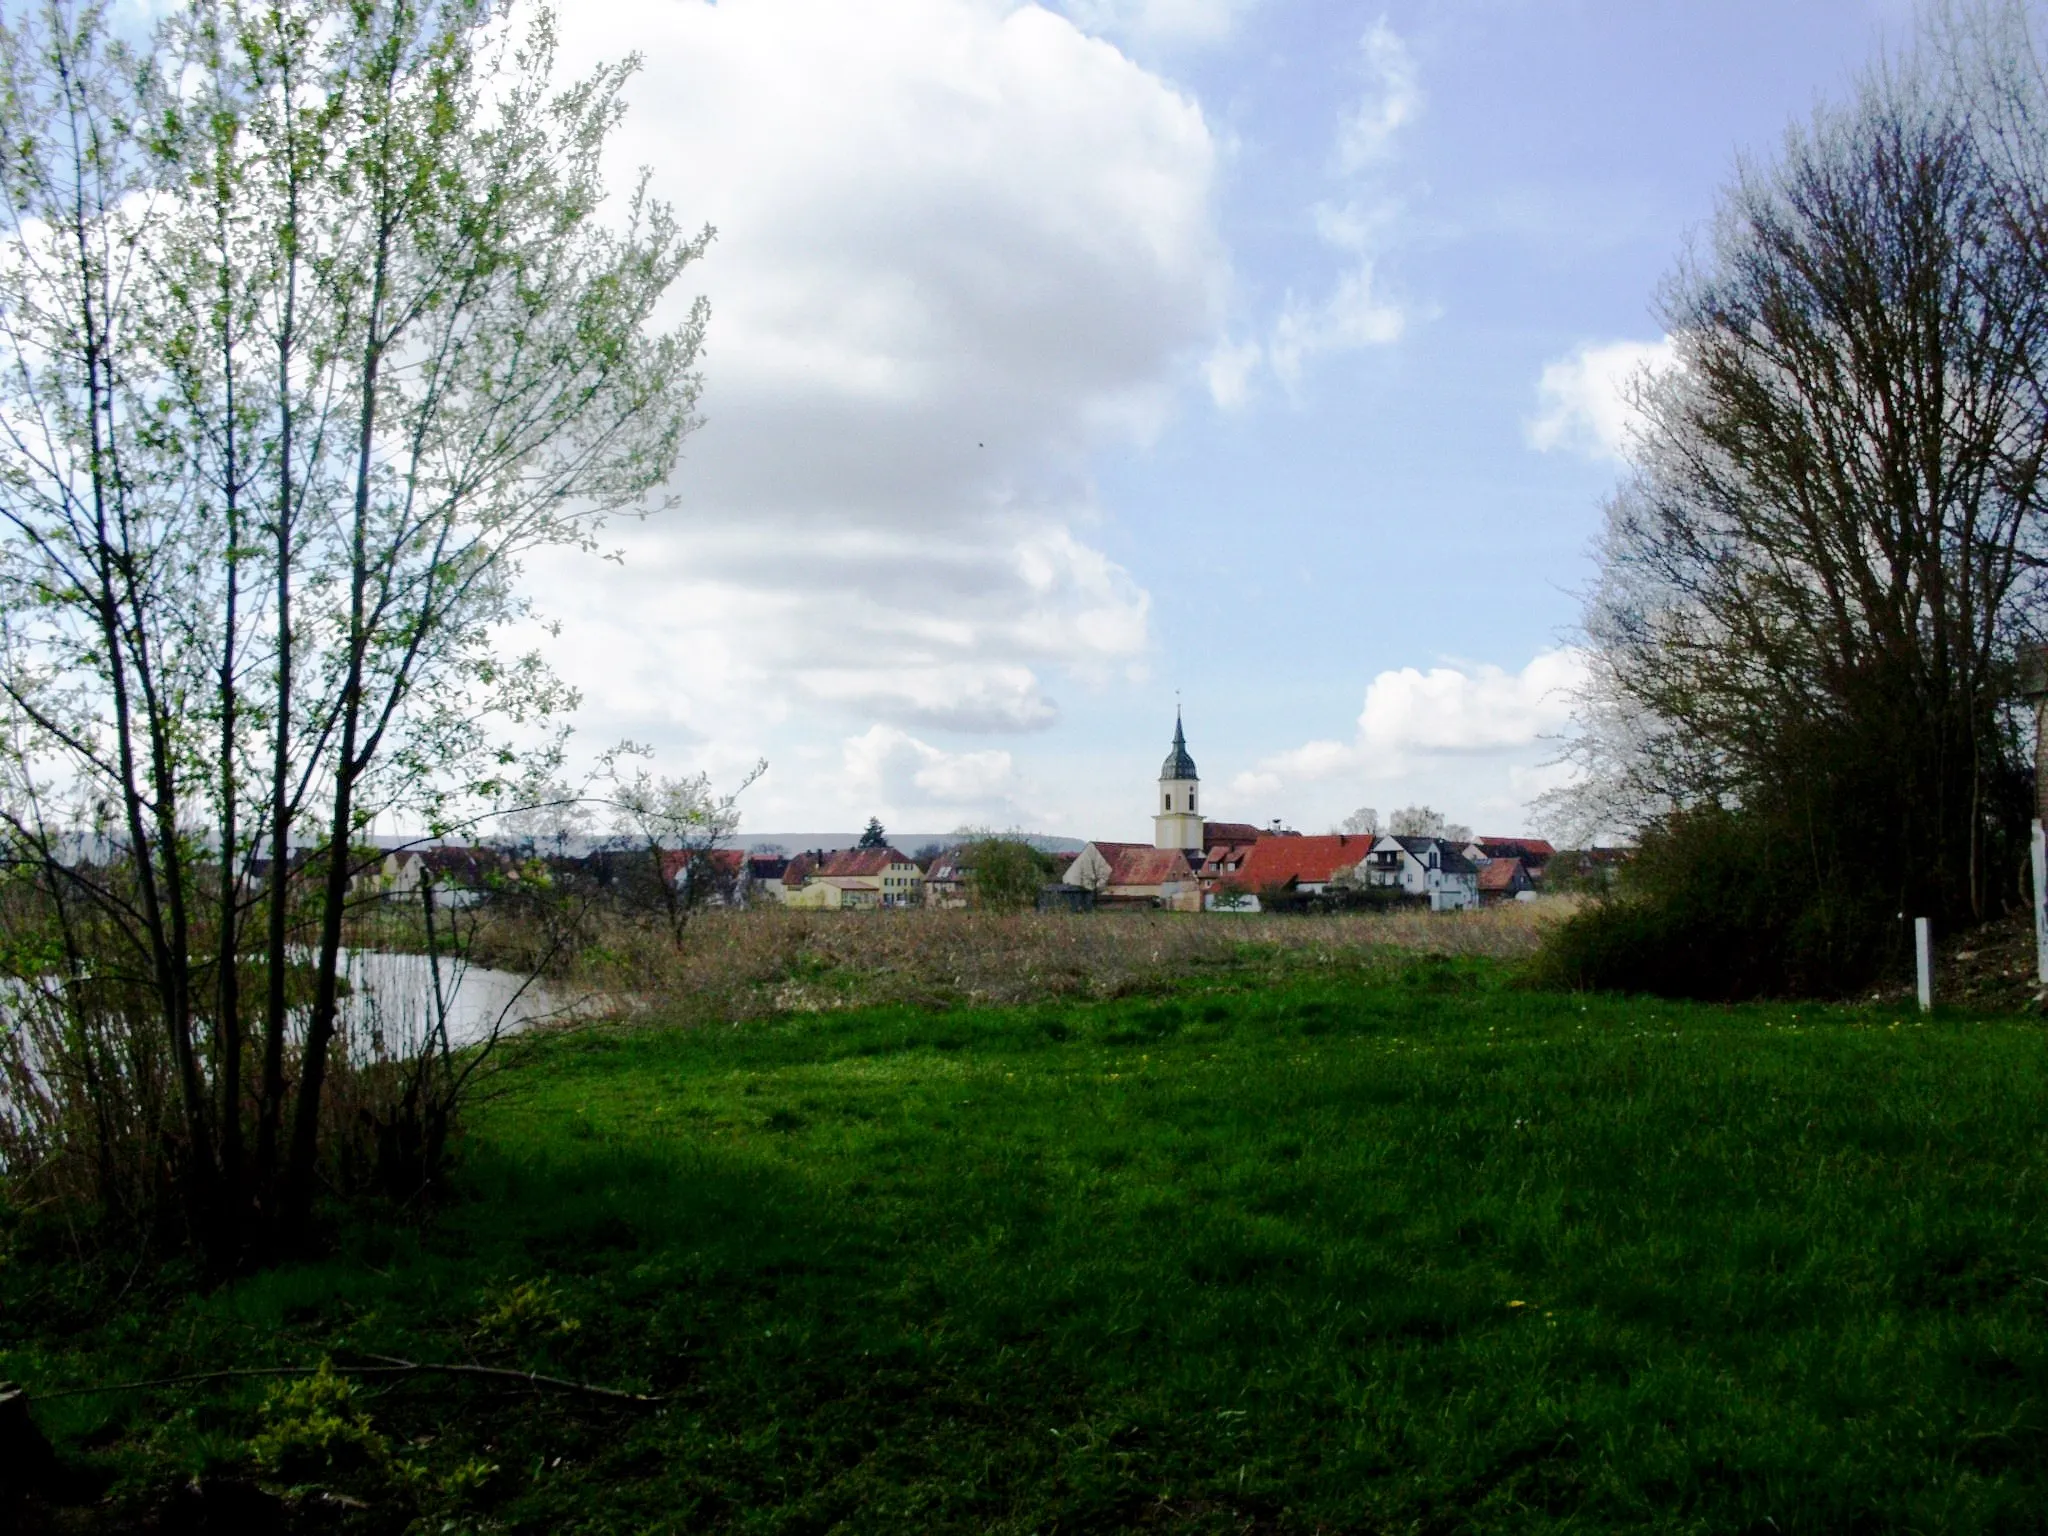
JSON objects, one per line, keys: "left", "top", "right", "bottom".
{"left": 963, "top": 838, "right": 1053, "bottom": 913}
{"left": 1531, "top": 807, "right": 1897, "bottom": 999}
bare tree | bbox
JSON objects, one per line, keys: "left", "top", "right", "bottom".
{"left": 1337, "top": 807, "right": 1379, "bottom": 836}
{"left": 1388, "top": 806, "right": 1447, "bottom": 838}
{"left": 1573, "top": 48, "right": 2048, "bottom": 927}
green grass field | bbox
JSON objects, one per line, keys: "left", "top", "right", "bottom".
{"left": 10, "top": 952, "right": 2048, "bottom": 1532}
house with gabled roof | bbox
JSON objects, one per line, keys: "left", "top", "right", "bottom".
{"left": 1212, "top": 833, "right": 1380, "bottom": 910}
{"left": 1365, "top": 835, "right": 1481, "bottom": 911}
{"left": 1477, "top": 856, "right": 1536, "bottom": 903}
{"left": 1103, "top": 846, "right": 1196, "bottom": 906}
{"left": 779, "top": 845, "right": 925, "bottom": 909}
{"left": 1465, "top": 837, "right": 1555, "bottom": 883}
{"left": 923, "top": 849, "right": 971, "bottom": 908}
{"left": 1067, "top": 840, "right": 1149, "bottom": 896}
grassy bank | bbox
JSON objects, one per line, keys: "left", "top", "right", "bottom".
{"left": 8, "top": 952, "right": 2048, "bottom": 1531}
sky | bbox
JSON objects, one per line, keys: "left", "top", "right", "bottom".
{"left": 523, "top": 0, "right": 1922, "bottom": 846}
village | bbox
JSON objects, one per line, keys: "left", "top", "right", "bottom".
{"left": 355, "top": 714, "right": 1606, "bottom": 915}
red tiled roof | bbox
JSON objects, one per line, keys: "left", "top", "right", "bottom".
{"left": 1107, "top": 847, "right": 1193, "bottom": 887}
{"left": 1477, "top": 836, "right": 1555, "bottom": 860}
{"left": 820, "top": 846, "right": 915, "bottom": 878}
{"left": 1201, "top": 821, "right": 1265, "bottom": 844}
{"left": 1084, "top": 840, "right": 1150, "bottom": 860}
{"left": 1477, "top": 856, "right": 1528, "bottom": 891}
{"left": 658, "top": 848, "right": 743, "bottom": 882}
{"left": 1232, "top": 834, "right": 1379, "bottom": 890}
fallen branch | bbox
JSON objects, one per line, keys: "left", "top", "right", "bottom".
{"left": 31, "top": 1355, "right": 661, "bottom": 1406}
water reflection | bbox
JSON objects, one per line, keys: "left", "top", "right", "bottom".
{"left": 337, "top": 950, "right": 606, "bottom": 1055}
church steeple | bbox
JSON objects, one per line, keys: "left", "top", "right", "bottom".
{"left": 1153, "top": 709, "right": 1203, "bottom": 852}
{"left": 1160, "top": 711, "right": 1198, "bottom": 782}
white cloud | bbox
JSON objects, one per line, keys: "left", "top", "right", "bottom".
{"left": 1269, "top": 264, "right": 1407, "bottom": 385}
{"left": 1223, "top": 650, "right": 1587, "bottom": 830}
{"left": 1527, "top": 338, "right": 1676, "bottom": 461}
{"left": 1061, "top": 0, "right": 1260, "bottom": 45}
{"left": 528, "top": 0, "right": 1224, "bottom": 804}
{"left": 1203, "top": 336, "right": 1262, "bottom": 409}
{"left": 1334, "top": 19, "right": 1420, "bottom": 171}
{"left": 1213, "top": 18, "right": 1419, "bottom": 407}
{"left": 843, "top": 725, "right": 1024, "bottom": 822}
{"left": 1356, "top": 650, "right": 1586, "bottom": 755}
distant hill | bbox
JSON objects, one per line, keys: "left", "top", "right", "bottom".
{"left": 353, "top": 829, "right": 1091, "bottom": 856}
{"left": 741, "top": 831, "right": 1088, "bottom": 855}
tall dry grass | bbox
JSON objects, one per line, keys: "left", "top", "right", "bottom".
{"left": 510, "top": 902, "right": 1573, "bottom": 1028}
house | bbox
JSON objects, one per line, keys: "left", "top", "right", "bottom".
{"left": 1067, "top": 841, "right": 1149, "bottom": 895}
{"left": 779, "top": 845, "right": 926, "bottom": 908}
{"left": 247, "top": 846, "right": 315, "bottom": 892}
{"left": 658, "top": 847, "right": 746, "bottom": 905}
{"left": 1476, "top": 856, "right": 1537, "bottom": 903}
{"left": 1201, "top": 821, "right": 1265, "bottom": 846}
{"left": 1070, "top": 841, "right": 1195, "bottom": 905}
{"left": 744, "top": 853, "right": 790, "bottom": 902}
{"left": 1465, "top": 837, "right": 1556, "bottom": 883}
{"left": 924, "top": 849, "right": 971, "bottom": 908}
{"left": 819, "top": 846, "right": 925, "bottom": 907}
{"left": 779, "top": 852, "right": 824, "bottom": 901}
{"left": 1214, "top": 833, "right": 1381, "bottom": 910}
{"left": 367, "top": 848, "right": 424, "bottom": 901}
{"left": 416, "top": 845, "right": 510, "bottom": 908}
{"left": 1100, "top": 846, "right": 1196, "bottom": 906}
{"left": 1365, "top": 835, "right": 1481, "bottom": 912}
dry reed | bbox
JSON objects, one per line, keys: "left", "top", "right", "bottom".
{"left": 535, "top": 901, "right": 1571, "bottom": 1028}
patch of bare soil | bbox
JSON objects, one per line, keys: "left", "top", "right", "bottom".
{"left": 1866, "top": 907, "right": 2047, "bottom": 1016}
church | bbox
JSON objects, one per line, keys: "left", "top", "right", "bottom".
{"left": 1065, "top": 712, "right": 1490, "bottom": 911}
{"left": 1064, "top": 712, "right": 1267, "bottom": 906}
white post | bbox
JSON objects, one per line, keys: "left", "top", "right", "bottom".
{"left": 1915, "top": 916, "right": 1934, "bottom": 1014}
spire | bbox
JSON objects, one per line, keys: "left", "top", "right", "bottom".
{"left": 1160, "top": 710, "right": 1198, "bottom": 781}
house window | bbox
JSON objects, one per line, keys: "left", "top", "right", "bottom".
{"left": 1164, "top": 794, "right": 1171, "bottom": 811}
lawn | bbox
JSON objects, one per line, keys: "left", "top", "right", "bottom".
{"left": 9, "top": 950, "right": 2048, "bottom": 1532}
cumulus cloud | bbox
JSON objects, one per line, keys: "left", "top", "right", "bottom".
{"left": 843, "top": 725, "right": 1024, "bottom": 821}
{"left": 1209, "top": 18, "right": 1419, "bottom": 407}
{"left": 1527, "top": 338, "right": 1676, "bottom": 461}
{"left": 529, "top": 0, "right": 1223, "bottom": 796}
{"left": 1224, "top": 651, "right": 1587, "bottom": 830}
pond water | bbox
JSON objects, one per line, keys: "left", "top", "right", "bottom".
{"left": 336, "top": 949, "right": 609, "bottom": 1053}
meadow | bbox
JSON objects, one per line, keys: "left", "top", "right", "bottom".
{"left": 7, "top": 925, "right": 2048, "bottom": 1532}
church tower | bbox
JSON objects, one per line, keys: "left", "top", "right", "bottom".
{"left": 1153, "top": 712, "right": 1204, "bottom": 852}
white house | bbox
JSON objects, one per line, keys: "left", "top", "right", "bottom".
{"left": 1364, "top": 835, "right": 1481, "bottom": 912}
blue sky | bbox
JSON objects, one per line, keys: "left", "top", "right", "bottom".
{"left": 529, "top": 0, "right": 1919, "bottom": 845}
